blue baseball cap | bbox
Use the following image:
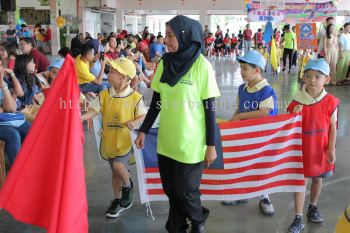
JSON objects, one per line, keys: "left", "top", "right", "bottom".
{"left": 48, "top": 58, "right": 65, "bottom": 70}
{"left": 236, "top": 50, "right": 266, "bottom": 70}
{"left": 303, "top": 58, "right": 330, "bottom": 76}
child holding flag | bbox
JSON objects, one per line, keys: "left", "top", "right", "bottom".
{"left": 82, "top": 58, "right": 147, "bottom": 218}
{"left": 222, "top": 50, "right": 278, "bottom": 216}
{"left": 287, "top": 59, "right": 339, "bottom": 233}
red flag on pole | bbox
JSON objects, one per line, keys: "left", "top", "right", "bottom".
{"left": 0, "top": 55, "right": 88, "bottom": 233}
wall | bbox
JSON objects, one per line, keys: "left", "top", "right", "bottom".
{"left": 18, "top": 0, "right": 77, "bottom": 16}
{"left": 101, "top": 12, "right": 115, "bottom": 34}
{"left": 17, "top": 0, "right": 350, "bottom": 18}
{"left": 118, "top": 0, "right": 243, "bottom": 11}
{"left": 84, "top": 9, "right": 101, "bottom": 37}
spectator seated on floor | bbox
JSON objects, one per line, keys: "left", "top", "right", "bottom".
{"left": 137, "top": 35, "right": 149, "bottom": 53}
{"left": 35, "top": 58, "right": 89, "bottom": 110}
{"left": 0, "top": 42, "right": 17, "bottom": 70}
{"left": 106, "top": 36, "right": 119, "bottom": 60}
{"left": 0, "top": 67, "right": 31, "bottom": 166}
{"left": 205, "top": 33, "right": 215, "bottom": 56}
{"left": 19, "top": 37, "right": 49, "bottom": 73}
{"left": 135, "top": 51, "right": 154, "bottom": 78}
{"left": 214, "top": 35, "right": 224, "bottom": 55}
{"left": 36, "top": 58, "right": 65, "bottom": 89}
{"left": 87, "top": 39, "right": 111, "bottom": 89}
{"left": 119, "top": 38, "right": 129, "bottom": 58}
{"left": 127, "top": 34, "right": 137, "bottom": 53}
{"left": 76, "top": 44, "right": 107, "bottom": 94}
{"left": 101, "top": 39, "right": 113, "bottom": 61}
{"left": 149, "top": 35, "right": 165, "bottom": 63}
{"left": 125, "top": 45, "right": 136, "bottom": 60}
{"left": 223, "top": 34, "right": 231, "bottom": 56}
{"left": 14, "top": 55, "right": 44, "bottom": 122}
{"left": 58, "top": 47, "right": 73, "bottom": 58}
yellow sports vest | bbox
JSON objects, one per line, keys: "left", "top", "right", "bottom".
{"left": 99, "top": 89, "right": 142, "bottom": 159}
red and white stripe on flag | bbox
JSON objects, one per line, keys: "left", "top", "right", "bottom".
{"left": 132, "top": 113, "right": 305, "bottom": 204}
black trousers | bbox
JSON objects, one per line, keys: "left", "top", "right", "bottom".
{"left": 283, "top": 48, "right": 294, "bottom": 71}
{"left": 292, "top": 50, "right": 298, "bottom": 66}
{"left": 158, "top": 154, "right": 209, "bottom": 233}
{"left": 214, "top": 45, "right": 222, "bottom": 54}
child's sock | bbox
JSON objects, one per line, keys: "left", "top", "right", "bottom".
{"left": 123, "top": 179, "right": 131, "bottom": 188}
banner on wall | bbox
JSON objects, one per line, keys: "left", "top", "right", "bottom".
{"left": 38, "top": 0, "right": 49, "bottom": 6}
{"left": 248, "top": 1, "right": 337, "bottom": 23}
{"left": 296, "top": 23, "right": 318, "bottom": 50}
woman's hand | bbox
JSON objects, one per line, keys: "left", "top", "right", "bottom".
{"left": 204, "top": 146, "right": 217, "bottom": 168}
{"left": 4, "top": 68, "right": 13, "bottom": 75}
{"left": 0, "top": 69, "right": 5, "bottom": 87}
{"left": 135, "top": 132, "right": 145, "bottom": 149}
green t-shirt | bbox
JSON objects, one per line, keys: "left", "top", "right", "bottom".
{"left": 283, "top": 31, "right": 296, "bottom": 50}
{"left": 151, "top": 54, "right": 221, "bottom": 164}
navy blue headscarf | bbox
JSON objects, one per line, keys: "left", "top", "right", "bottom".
{"left": 160, "top": 15, "right": 204, "bottom": 87}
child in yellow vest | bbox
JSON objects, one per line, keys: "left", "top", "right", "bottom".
{"left": 257, "top": 43, "right": 269, "bottom": 61}
{"left": 298, "top": 49, "right": 313, "bottom": 90}
{"left": 82, "top": 58, "right": 147, "bottom": 218}
{"left": 335, "top": 205, "right": 350, "bottom": 233}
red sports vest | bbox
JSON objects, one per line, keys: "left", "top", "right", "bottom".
{"left": 287, "top": 94, "right": 339, "bottom": 177}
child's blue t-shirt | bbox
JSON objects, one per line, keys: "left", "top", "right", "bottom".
{"left": 237, "top": 80, "right": 278, "bottom": 116}
{"left": 149, "top": 43, "right": 165, "bottom": 60}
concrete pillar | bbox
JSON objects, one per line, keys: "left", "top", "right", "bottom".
{"left": 345, "top": 16, "right": 350, "bottom": 23}
{"left": 199, "top": 10, "right": 207, "bottom": 28}
{"left": 78, "top": 0, "right": 84, "bottom": 34}
{"left": 49, "top": 0, "right": 60, "bottom": 55}
{"left": 207, "top": 14, "right": 212, "bottom": 31}
{"left": 141, "top": 14, "right": 147, "bottom": 31}
{"left": 132, "top": 16, "right": 138, "bottom": 34}
{"left": 115, "top": 9, "right": 124, "bottom": 31}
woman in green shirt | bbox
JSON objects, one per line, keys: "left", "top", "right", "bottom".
{"left": 281, "top": 24, "right": 296, "bottom": 73}
{"left": 135, "top": 15, "right": 220, "bottom": 233}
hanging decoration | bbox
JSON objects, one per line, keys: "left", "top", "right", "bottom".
{"left": 244, "top": 0, "right": 251, "bottom": 11}
{"left": 15, "top": 18, "right": 26, "bottom": 30}
{"left": 56, "top": 16, "right": 66, "bottom": 28}
{"left": 139, "top": 0, "right": 143, "bottom": 6}
{"left": 248, "top": 0, "right": 337, "bottom": 23}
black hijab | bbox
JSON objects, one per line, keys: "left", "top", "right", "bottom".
{"left": 160, "top": 15, "right": 204, "bottom": 87}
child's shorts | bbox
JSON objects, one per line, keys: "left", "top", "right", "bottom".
{"left": 308, "top": 170, "right": 334, "bottom": 179}
{"left": 109, "top": 149, "right": 133, "bottom": 170}
{"left": 318, "top": 170, "right": 334, "bottom": 178}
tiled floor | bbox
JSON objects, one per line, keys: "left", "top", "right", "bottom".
{"left": 1, "top": 56, "right": 350, "bottom": 233}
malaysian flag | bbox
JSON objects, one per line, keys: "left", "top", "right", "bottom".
{"left": 131, "top": 113, "right": 306, "bottom": 203}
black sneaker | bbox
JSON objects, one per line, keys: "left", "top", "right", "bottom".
{"left": 105, "top": 199, "right": 124, "bottom": 218}
{"left": 307, "top": 204, "right": 324, "bottom": 223}
{"left": 120, "top": 180, "right": 133, "bottom": 208}
{"left": 287, "top": 216, "right": 305, "bottom": 233}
